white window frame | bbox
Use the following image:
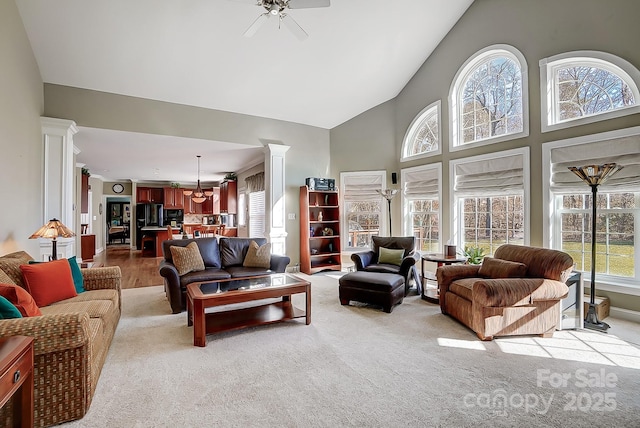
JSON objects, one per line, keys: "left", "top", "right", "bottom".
{"left": 401, "top": 101, "right": 442, "bottom": 162}
{"left": 449, "top": 44, "right": 529, "bottom": 152}
{"left": 401, "top": 163, "right": 442, "bottom": 252}
{"left": 542, "top": 126, "right": 640, "bottom": 296}
{"left": 449, "top": 147, "right": 530, "bottom": 252}
{"left": 540, "top": 51, "right": 640, "bottom": 133}
{"left": 340, "top": 170, "right": 386, "bottom": 250}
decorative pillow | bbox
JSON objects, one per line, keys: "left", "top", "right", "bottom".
{"left": 243, "top": 241, "right": 271, "bottom": 269}
{"left": 378, "top": 247, "right": 405, "bottom": 266}
{"left": 20, "top": 259, "right": 78, "bottom": 307}
{"left": 170, "top": 242, "right": 205, "bottom": 275}
{"left": 67, "top": 256, "right": 85, "bottom": 293}
{"left": 0, "top": 283, "right": 41, "bottom": 317}
{"left": 478, "top": 257, "right": 528, "bottom": 279}
{"left": 0, "top": 295, "right": 23, "bottom": 319}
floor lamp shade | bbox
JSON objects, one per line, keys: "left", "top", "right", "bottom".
{"left": 568, "top": 163, "right": 623, "bottom": 332}
{"left": 377, "top": 189, "right": 398, "bottom": 236}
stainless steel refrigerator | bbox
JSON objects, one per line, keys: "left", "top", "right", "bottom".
{"left": 136, "top": 203, "right": 163, "bottom": 249}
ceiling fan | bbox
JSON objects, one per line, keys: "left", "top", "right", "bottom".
{"left": 231, "top": 0, "right": 330, "bottom": 41}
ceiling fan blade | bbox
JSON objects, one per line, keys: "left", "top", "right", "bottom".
{"left": 229, "top": 0, "right": 263, "bottom": 5}
{"left": 243, "top": 13, "right": 270, "bottom": 38}
{"left": 287, "top": 0, "right": 330, "bottom": 9}
{"left": 281, "top": 14, "right": 308, "bottom": 41}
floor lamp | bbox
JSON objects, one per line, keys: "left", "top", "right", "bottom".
{"left": 377, "top": 189, "right": 398, "bottom": 236}
{"left": 568, "top": 163, "right": 623, "bottom": 332}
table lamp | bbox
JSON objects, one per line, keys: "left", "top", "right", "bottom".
{"left": 29, "top": 218, "right": 76, "bottom": 260}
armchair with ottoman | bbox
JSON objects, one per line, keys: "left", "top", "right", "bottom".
{"left": 436, "top": 244, "right": 574, "bottom": 340}
{"left": 339, "top": 236, "right": 421, "bottom": 313}
{"left": 159, "top": 237, "right": 290, "bottom": 313}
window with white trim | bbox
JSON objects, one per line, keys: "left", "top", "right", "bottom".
{"left": 451, "top": 148, "right": 529, "bottom": 256}
{"left": 450, "top": 44, "right": 529, "bottom": 150}
{"left": 543, "top": 129, "right": 640, "bottom": 286}
{"left": 340, "top": 171, "right": 385, "bottom": 249}
{"left": 540, "top": 51, "right": 640, "bottom": 132}
{"left": 401, "top": 101, "right": 441, "bottom": 161}
{"left": 249, "top": 190, "right": 265, "bottom": 238}
{"left": 401, "top": 164, "right": 441, "bottom": 253}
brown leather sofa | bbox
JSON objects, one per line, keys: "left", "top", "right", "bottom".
{"left": 159, "top": 237, "right": 290, "bottom": 313}
{"left": 436, "top": 244, "right": 573, "bottom": 340}
{"left": 350, "top": 236, "right": 421, "bottom": 295}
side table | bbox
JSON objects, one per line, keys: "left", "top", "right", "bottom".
{"left": 0, "top": 336, "right": 34, "bottom": 427}
{"left": 421, "top": 254, "right": 467, "bottom": 303}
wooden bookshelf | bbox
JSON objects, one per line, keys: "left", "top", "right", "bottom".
{"left": 299, "top": 186, "right": 341, "bottom": 274}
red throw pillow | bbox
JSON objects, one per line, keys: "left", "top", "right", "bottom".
{"left": 0, "top": 283, "right": 41, "bottom": 317}
{"left": 20, "top": 259, "right": 77, "bottom": 307}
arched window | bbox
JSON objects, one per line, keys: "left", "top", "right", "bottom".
{"left": 401, "top": 101, "right": 440, "bottom": 161}
{"left": 540, "top": 51, "right": 640, "bottom": 132}
{"left": 450, "top": 45, "right": 529, "bottom": 150}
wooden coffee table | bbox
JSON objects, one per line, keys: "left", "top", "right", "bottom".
{"left": 186, "top": 273, "right": 311, "bottom": 347}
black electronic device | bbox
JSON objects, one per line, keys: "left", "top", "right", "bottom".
{"left": 305, "top": 177, "right": 335, "bottom": 191}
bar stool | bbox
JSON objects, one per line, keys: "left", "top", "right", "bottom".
{"left": 141, "top": 234, "right": 155, "bottom": 256}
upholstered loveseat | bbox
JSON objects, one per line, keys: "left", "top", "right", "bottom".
{"left": 436, "top": 244, "right": 573, "bottom": 340}
{"left": 159, "top": 237, "right": 290, "bottom": 313}
{"left": 0, "top": 250, "right": 121, "bottom": 427}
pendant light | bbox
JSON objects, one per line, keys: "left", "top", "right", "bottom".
{"left": 183, "top": 155, "right": 207, "bottom": 204}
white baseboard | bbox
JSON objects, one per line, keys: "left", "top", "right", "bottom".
{"left": 610, "top": 306, "right": 640, "bottom": 323}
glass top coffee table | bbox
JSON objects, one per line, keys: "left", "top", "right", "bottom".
{"left": 186, "top": 273, "right": 311, "bottom": 347}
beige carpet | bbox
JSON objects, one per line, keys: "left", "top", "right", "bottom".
{"left": 63, "top": 273, "right": 640, "bottom": 427}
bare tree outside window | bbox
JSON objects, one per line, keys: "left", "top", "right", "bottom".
{"left": 409, "top": 112, "right": 438, "bottom": 156}
{"left": 557, "top": 66, "right": 635, "bottom": 121}
{"left": 461, "top": 57, "right": 523, "bottom": 144}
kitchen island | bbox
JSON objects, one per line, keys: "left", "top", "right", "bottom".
{"left": 141, "top": 226, "right": 180, "bottom": 257}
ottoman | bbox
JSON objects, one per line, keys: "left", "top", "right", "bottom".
{"left": 339, "top": 271, "right": 405, "bottom": 313}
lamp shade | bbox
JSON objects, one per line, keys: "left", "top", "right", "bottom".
{"left": 568, "top": 163, "right": 624, "bottom": 186}
{"left": 29, "top": 218, "right": 75, "bottom": 240}
{"left": 376, "top": 188, "right": 399, "bottom": 201}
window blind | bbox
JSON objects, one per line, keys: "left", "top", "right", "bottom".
{"left": 550, "top": 136, "right": 640, "bottom": 192}
{"left": 403, "top": 167, "right": 439, "bottom": 199}
{"left": 343, "top": 173, "right": 383, "bottom": 202}
{"left": 249, "top": 190, "right": 265, "bottom": 238}
{"left": 454, "top": 152, "right": 524, "bottom": 197}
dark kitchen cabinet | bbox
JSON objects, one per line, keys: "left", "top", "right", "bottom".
{"left": 220, "top": 180, "right": 237, "bottom": 214}
{"left": 81, "top": 174, "right": 89, "bottom": 213}
{"left": 163, "top": 187, "right": 184, "bottom": 209}
{"left": 137, "top": 187, "right": 163, "bottom": 203}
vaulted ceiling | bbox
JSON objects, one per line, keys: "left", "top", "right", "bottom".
{"left": 16, "top": 0, "right": 473, "bottom": 182}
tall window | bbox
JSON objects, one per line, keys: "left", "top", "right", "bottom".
{"left": 450, "top": 45, "right": 528, "bottom": 150}
{"left": 543, "top": 128, "right": 640, "bottom": 287}
{"left": 249, "top": 190, "right": 265, "bottom": 238}
{"left": 401, "top": 101, "right": 441, "bottom": 161}
{"left": 540, "top": 51, "right": 640, "bottom": 132}
{"left": 340, "top": 171, "right": 384, "bottom": 249}
{"left": 402, "top": 164, "right": 441, "bottom": 252}
{"left": 245, "top": 172, "right": 265, "bottom": 237}
{"left": 451, "top": 148, "right": 529, "bottom": 256}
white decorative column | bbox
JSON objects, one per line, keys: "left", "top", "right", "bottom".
{"left": 264, "top": 144, "right": 290, "bottom": 255}
{"left": 39, "top": 117, "right": 78, "bottom": 260}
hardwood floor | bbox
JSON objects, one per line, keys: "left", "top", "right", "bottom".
{"left": 92, "top": 244, "right": 164, "bottom": 289}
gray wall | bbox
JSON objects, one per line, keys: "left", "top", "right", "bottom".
{"left": 330, "top": 0, "right": 640, "bottom": 311}
{"left": 43, "top": 85, "right": 331, "bottom": 262}
{"left": 0, "top": 0, "right": 44, "bottom": 256}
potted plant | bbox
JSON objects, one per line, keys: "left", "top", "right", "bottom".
{"left": 460, "top": 245, "right": 486, "bottom": 265}
{"left": 224, "top": 172, "right": 237, "bottom": 181}
{"left": 81, "top": 167, "right": 90, "bottom": 177}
